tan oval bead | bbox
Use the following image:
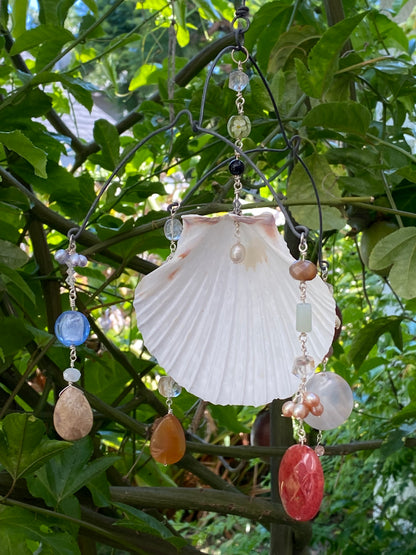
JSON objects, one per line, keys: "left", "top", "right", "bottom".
{"left": 282, "top": 400, "right": 295, "bottom": 417}
{"left": 150, "top": 413, "right": 186, "bottom": 465}
{"left": 289, "top": 260, "right": 317, "bottom": 281}
{"left": 54, "top": 386, "right": 93, "bottom": 441}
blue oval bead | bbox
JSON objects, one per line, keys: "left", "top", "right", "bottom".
{"left": 55, "top": 311, "right": 90, "bottom": 346}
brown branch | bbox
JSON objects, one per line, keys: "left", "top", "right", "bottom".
{"left": 185, "top": 437, "right": 416, "bottom": 459}
{"left": 110, "top": 486, "right": 312, "bottom": 549}
{"left": 0, "top": 165, "right": 157, "bottom": 275}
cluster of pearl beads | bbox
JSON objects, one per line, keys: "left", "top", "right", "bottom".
{"left": 55, "top": 249, "right": 88, "bottom": 268}
{"left": 282, "top": 391, "right": 324, "bottom": 420}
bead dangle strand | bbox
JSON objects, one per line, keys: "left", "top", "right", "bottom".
{"left": 164, "top": 202, "right": 182, "bottom": 262}
{"left": 149, "top": 375, "right": 186, "bottom": 465}
{"left": 282, "top": 234, "right": 324, "bottom": 423}
{"left": 228, "top": 47, "right": 250, "bottom": 265}
{"left": 53, "top": 236, "right": 93, "bottom": 441}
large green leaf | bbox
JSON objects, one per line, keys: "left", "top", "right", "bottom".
{"left": 9, "top": 24, "right": 74, "bottom": 55}
{"left": 369, "top": 227, "right": 416, "bottom": 299}
{"left": 303, "top": 102, "right": 371, "bottom": 136}
{"left": 348, "top": 316, "right": 403, "bottom": 370}
{"left": 0, "top": 414, "right": 70, "bottom": 481}
{"left": 0, "top": 89, "right": 52, "bottom": 126}
{"left": 92, "top": 119, "right": 120, "bottom": 170}
{"left": 0, "top": 264, "right": 35, "bottom": 305}
{"left": 268, "top": 25, "right": 320, "bottom": 73}
{"left": 0, "top": 506, "right": 80, "bottom": 555}
{"left": 0, "top": 317, "right": 33, "bottom": 358}
{"left": 392, "top": 401, "right": 416, "bottom": 425}
{"left": 27, "top": 437, "right": 117, "bottom": 515}
{"left": 286, "top": 153, "right": 345, "bottom": 230}
{"left": 113, "top": 502, "right": 187, "bottom": 549}
{"left": 10, "top": 0, "right": 28, "bottom": 37}
{"left": 0, "top": 130, "right": 47, "bottom": 177}
{"left": 295, "top": 12, "right": 367, "bottom": 98}
{"left": 0, "top": 238, "right": 29, "bottom": 268}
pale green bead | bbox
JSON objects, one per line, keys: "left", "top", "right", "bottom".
{"left": 227, "top": 115, "right": 251, "bottom": 139}
{"left": 296, "top": 302, "right": 312, "bottom": 332}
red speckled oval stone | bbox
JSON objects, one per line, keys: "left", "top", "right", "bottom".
{"left": 278, "top": 444, "right": 324, "bottom": 521}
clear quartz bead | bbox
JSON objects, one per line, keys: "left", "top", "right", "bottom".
{"left": 164, "top": 218, "right": 183, "bottom": 241}
{"left": 158, "top": 376, "right": 182, "bottom": 398}
{"left": 292, "top": 355, "right": 315, "bottom": 379}
{"left": 228, "top": 70, "right": 249, "bottom": 92}
{"left": 230, "top": 242, "right": 246, "bottom": 264}
{"left": 296, "top": 302, "right": 312, "bottom": 332}
{"left": 63, "top": 367, "right": 81, "bottom": 382}
{"left": 227, "top": 115, "right": 251, "bottom": 139}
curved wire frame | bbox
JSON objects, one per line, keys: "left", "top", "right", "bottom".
{"left": 68, "top": 5, "right": 327, "bottom": 272}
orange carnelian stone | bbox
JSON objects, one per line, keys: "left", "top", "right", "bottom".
{"left": 289, "top": 260, "right": 317, "bottom": 281}
{"left": 150, "top": 413, "right": 186, "bottom": 465}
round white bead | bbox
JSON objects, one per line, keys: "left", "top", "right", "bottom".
{"left": 63, "top": 367, "right": 81, "bottom": 383}
{"left": 230, "top": 242, "right": 246, "bottom": 264}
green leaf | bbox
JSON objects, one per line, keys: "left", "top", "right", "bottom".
{"left": 210, "top": 405, "right": 250, "bottom": 434}
{"left": 348, "top": 316, "right": 403, "bottom": 370}
{"left": 93, "top": 119, "right": 120, "bottom": 170}
{"left": 0, "top": 264, "right": 35, "bottom": 305}
{"left": 81, "top": 0, "right": 98, "bottom": 14}
{"left": 0, "top": 89, "right": 52, "bottom": 127}
{"left": 392, "top": 401, "right": 416, "bottom": 424}
{"left": 113, "top": 502, "right": 187, "bottom": 548}
{"left": 0, "top": 506, "right": 80, "bottom": 555}
{"left": 0, "top": 131, "right": 47, "bottom": 177}
{"left": 27, "top": 437, "right": 117, "bottom": 514}
{"left": 10, "top": 0, "right": 28, "bottom": 37}
{"left": 268, "top": 25, "right": 320, "bottom": 73}
{"left": 0, "top": 414, "right": 70, "bottom": 481}
{"left": 129, "top": 63, "right": 158, "bottom": 90}
{"left": 0, "top": 317, "right": 33, "bottom": 358}
{"left": 0, "top": 238, "right": 29, "bottom": 268}
{"left": 286, "top": 153, "right": 345, "bottom": 230}
{"left": 9, "top": 24, "right": 74, "bottom": 55}
{"left": 369, "top": 227, "right": 416, "bottom": 299}
{"left": 295, "top": 12, "right": 367, "bottom": 98}
{"left": 303, "top": 102, "right": 371, "bottom": 136}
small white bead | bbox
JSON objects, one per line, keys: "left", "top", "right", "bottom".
{"left": 63, "top": 367, "right": 81, "bottom": 383}
{"left": 230, "top": 242, "right": 246, "bottom": 264}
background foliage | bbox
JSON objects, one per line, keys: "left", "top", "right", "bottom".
{"left": 0, "top": 0, "right": 416, "bottom": 553}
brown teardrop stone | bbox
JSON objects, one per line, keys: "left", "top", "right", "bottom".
{"left": 150, "top": 413, "right": 186, "bottom": 465}
{"left": 289, "top": 260, "right": 317, "bottom": 281}
{"left": 53, "top": 386, "right": 93, "bottom": 441}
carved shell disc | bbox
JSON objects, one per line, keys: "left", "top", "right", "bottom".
{"left": 150, "top": 413, "right": 186, "bottom": 465}
{"left": 134, "top": 213, "right": 336, "bottom": 406}
{"left": 54, "top": 386, "right": 93, "bottom": 441}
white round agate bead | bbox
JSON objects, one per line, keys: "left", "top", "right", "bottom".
{"left": 63, "top": 367, "right": 81, "bottom": 383}
{"left": 304, "top": 372, "right": 353, "bottom": 430}
{"left": 230, "top": 242, "right": 246, "bottom": 264}
{"left": 164, "top": 219, "right": 183, "bottom": 241}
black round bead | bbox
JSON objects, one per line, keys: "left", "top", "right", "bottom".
{"left": 229, "top": 159, "right": 245, "bottom": 175}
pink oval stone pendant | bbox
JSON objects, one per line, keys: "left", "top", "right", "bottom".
{"left": 150, "top": 413, "right": 186, "bottom": 465}
{"left": 279, "top": 444, "right": 324, "bottom": 521}
{"left": 53, "top": 385, "right": 93, "bottom": 441}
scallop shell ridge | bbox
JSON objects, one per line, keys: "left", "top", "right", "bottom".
{"left": 134, "top": 213, "right": 335, "bottom": 406}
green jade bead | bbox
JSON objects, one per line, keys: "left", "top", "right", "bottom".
{"left": 227, "top": 115, "right": 251, "bottom": 139}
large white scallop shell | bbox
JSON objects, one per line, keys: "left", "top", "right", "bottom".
{"left": 134, "top": 213, "right": 335, "bottom": 406}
